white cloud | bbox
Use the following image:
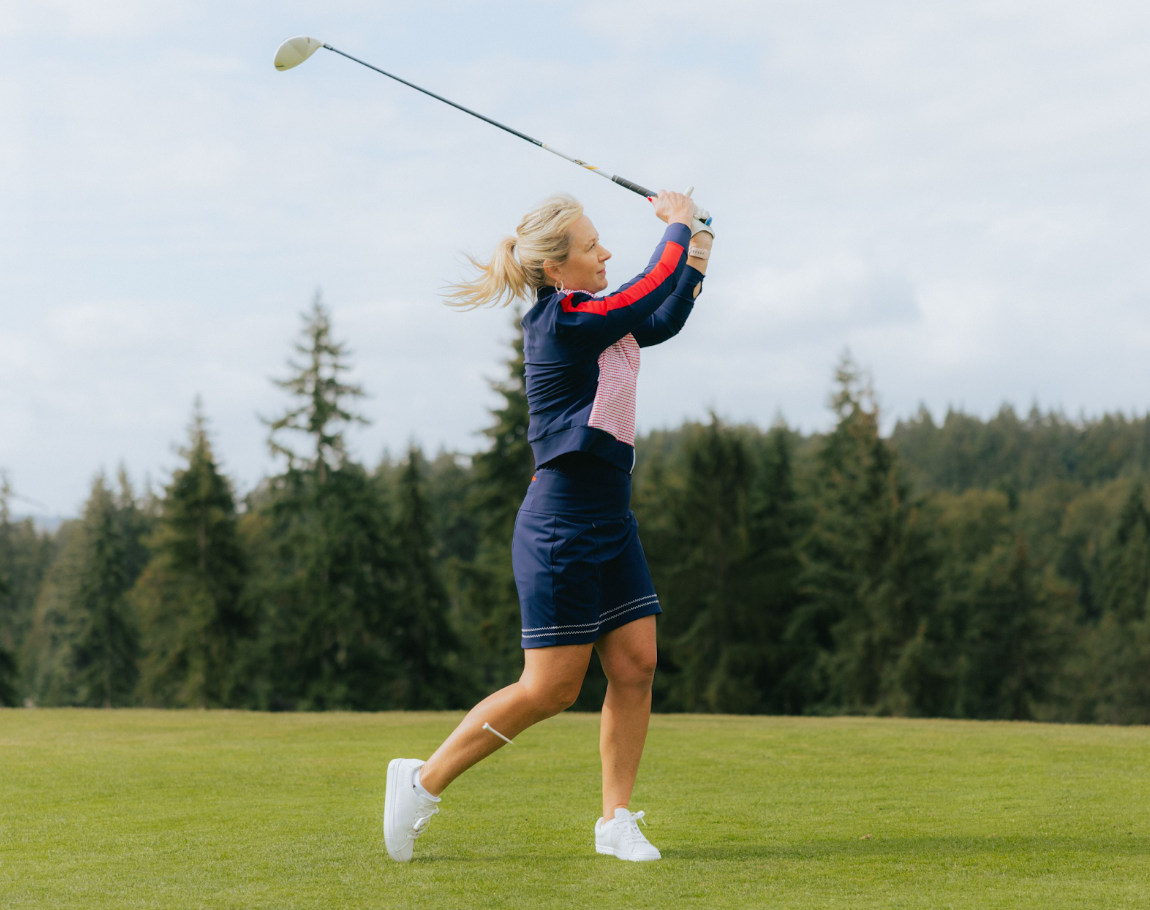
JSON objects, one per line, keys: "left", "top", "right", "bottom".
{"left": 3, "top": 0, "right": 1150, "bottom": 511}
{"left": 1, "top": 0, "right": 192, "bottom": 38}
{"left": 688, "top": 258, "right": 922, "bottom": 361}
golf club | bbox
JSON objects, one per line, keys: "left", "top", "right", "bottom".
{"left": 273, "top": 35, "right": 712, "bottom": 225}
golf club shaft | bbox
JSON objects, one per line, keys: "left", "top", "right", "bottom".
{"left": 322, "top": 45, "right": 658, "bottom": 199}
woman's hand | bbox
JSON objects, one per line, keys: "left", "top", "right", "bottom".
{"left": 651, "top": 190, "right": 696, "bottom": 227}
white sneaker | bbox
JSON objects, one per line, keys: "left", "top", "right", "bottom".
{"left": 595, "top": 808, "right": 661, "bottom": 861}
{"left": 383, "top": 758, "right": 440, "bottom": 862}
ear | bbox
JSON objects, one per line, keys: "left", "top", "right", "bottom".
{"left": 542, "top": 261, "right": 563, "bottom": 286}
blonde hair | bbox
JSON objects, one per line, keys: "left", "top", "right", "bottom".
{"left": 444, "top": 194, "right": 584, "bottom": 309}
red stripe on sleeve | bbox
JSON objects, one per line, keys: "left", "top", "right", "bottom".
{"left": 561, "top": 241, "right": 684, "bottom": 315}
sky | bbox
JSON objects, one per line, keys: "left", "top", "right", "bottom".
{"left": 2, "top": 0, "right": 1150, "bottom": 516}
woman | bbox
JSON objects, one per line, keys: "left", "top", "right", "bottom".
{"left": 384, "top": 189, "right": 713, "bottom": 863}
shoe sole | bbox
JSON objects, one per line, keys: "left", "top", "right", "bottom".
{"left": 384, "top": 758, "right": 410, "bottom": 863}
{"left": 595, "top": 844, "right": 661, "bottom": 861}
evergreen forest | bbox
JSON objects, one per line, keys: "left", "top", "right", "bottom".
{"left": 4, "top": 296, "right": 1150, "bottom": 724}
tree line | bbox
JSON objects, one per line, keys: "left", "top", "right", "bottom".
{"left": 2, "top": 296, "right": 1150, "bottom": 722}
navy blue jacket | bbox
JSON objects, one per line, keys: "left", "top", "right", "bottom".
{"left": 521, "top": 221, "right": 704, "bottom": 472}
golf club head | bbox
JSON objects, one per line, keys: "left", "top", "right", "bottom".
{"left": 274, "top": 36, "right": 325, "bottom": 71}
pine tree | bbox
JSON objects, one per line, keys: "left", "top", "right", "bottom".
{"left": 133, "top": 400, "right": 247, "bottom": 707}
{"left": 930, "top": 487, "right": 1014, "bottom": 716}
{"left": 264, "top": 291, "right": 368, "bottom": 484}
{"left": 460, "top": 314, "right": 534, "bottom": 691}
{"left": 1077, "top": 483, "right": 1150, "bottom": 723}
{"left": 0, "top": 477, "right": 18, "bottom": 705}
{"left": 388, "top": 447, "right": 466, "bottom": 708}
{"left": 251, "top": 297, "right": 408, "bottom": 710}
{"left": 648, "top": 418, "right": 752, "bottom": 711}
{"left": 0, "top": 472, "right": 12, "bottom": 640}
{"left": 20, "top": 520, "right": 86, "bottom": 706}
{"left": 792, "top": 353, "right": 939, "bottom": 715}
{"left": 1099, "top": 484, "right": 1150, "bottom": 623}
{"left": 252, "top": 460, "right": 405, "bottom": 710}
{"left": 638, "top": 418, "right": 804, "bottom": 713}
{"left": 422, "top": 450, "right": 481, "bottom": 570}
{"left": 749, "top": 425, "right": 806, "bottom": 712}
{"left": 19, "top": 472, "right": 149, "bottom": 707}
{"left": 70, "top": 474, "right": 143, "bottom": 707}
{"left": 0, "top": 568, "right": 15, "bottom": 706}
{"left": 0, "top": 474, "right": 58, "bottom": 704}
{"left": 948, "top": 532, "right": 1074, "bottom": 720}
{"left": 471, "top": 314, "right": 533, "bottom": 539}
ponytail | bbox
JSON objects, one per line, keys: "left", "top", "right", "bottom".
{"left": 444, "top": 194, "right": 584, "bottom": 309}
{"left": 444, "top": 235, "right": 528, "bottom": 310}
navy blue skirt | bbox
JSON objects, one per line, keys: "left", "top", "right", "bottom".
{"left": 512, "top": 453, "right": 661, "bottom": 649}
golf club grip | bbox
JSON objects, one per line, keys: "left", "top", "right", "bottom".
{"left": 612, "top": 176, "right": 658, "bottom": 199}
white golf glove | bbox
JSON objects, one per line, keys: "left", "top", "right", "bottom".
{"left": 684, "top": 186, "right": 714, "bottom": 238}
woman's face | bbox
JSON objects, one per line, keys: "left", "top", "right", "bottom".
{"left": 546, "top": 215, "right": 612, "bottom": 293}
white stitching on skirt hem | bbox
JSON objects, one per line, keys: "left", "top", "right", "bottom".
{"left": 521, "top": 593, "right": 658, "bottom": 634}
{"left": 520, "top": 597, "right": 659, "bottom": 639}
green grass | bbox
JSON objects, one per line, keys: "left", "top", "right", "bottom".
{"left": 1, "top": 711, "right": 1149, "bottom": 909}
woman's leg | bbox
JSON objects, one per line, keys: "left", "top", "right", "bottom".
{"left": 594, "top": 615, "right": 657, "bottom": 820}
{"left": 418, "top": 642, "right": 593, "bottom": 796}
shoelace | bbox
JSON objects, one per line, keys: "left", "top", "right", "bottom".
{"left": 619, "top": 810, "right": 648, "bottom": 845}
{"left": 410, "top": 799, "right": 440, "bottom": 839}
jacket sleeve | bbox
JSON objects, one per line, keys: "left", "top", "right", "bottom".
{"left": 630, "top": 265, "right": 705, "bottom": 348}
{"left": 555, "top": 222, "right": 691, "bottom": 356}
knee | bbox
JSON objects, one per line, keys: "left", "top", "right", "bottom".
{"left": 552, "top": 679, "right": 583, "bottom": 713}
{"left": 523, "top": 676, "right": 583, "bottom": 717}
{"left": 609, "top": 649, "right": 657, "bottom": 690}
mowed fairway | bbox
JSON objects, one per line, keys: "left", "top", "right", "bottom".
{"left": 1, "top": 711, "right": 1148, "bottom": 909}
